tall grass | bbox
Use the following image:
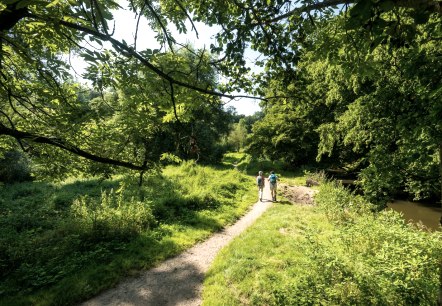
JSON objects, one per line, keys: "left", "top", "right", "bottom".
{"left": 203, "top": 182, "right": 442, "bottom": 305}
{"left": 0, "top": 161, "right": 255, "bottom": 306}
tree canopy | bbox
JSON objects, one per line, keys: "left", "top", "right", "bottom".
{"left": 246, "top": 8, "right": 441, "bottom": 203}
{"left": 1, "top": 0, "right": 441, "bottom": 190}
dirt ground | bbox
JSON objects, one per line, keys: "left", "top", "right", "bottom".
{"left": 279, "top": 183, "right": 318, "bottom": 205}
{"left": 80, "top": 184, "right": 315, "bottom": 306}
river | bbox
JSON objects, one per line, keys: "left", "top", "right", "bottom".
{"left": 388, "top": 200, "right": 442, "bottom": 231}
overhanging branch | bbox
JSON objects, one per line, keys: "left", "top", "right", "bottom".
{"left": 267, "top": 0, "right": 441, "bottom": 24}
{"left": 24, "top": 13, "right": 264, "bottom": 101}
{"left": 0, "top": 122, "right": 149, "bottom": 171}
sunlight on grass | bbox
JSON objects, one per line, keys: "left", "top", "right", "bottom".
{"left": 0, "top": 161, "right": 256, "bottom": 305}
{"left": 203, "top": 186, "right": 442, "bottom": 305}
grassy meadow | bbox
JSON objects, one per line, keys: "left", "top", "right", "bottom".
{"left": 2, "top": 152, "right": 441, "bottom": 306}
{"left": 203, "top": 181, "right": 442, "bottom": 305}
{"left": 0, "top": 160, "right": 256, "bottom": 306}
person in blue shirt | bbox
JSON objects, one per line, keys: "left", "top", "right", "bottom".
{"left": 268, "top": 171, "right": 278, "bottom": 201}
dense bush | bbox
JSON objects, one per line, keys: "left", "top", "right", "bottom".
{"left": 314, "top": 182, "right": 442, "bottom": 304}
{"left": 71, "top": 189, "right": 155, "bottom": 239}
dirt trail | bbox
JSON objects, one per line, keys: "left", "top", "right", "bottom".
{"left": 81, "top": 183, "right": 317, "bottom": 306}
{"left": 81, "top": 186, "right": 274, "bottom": 306}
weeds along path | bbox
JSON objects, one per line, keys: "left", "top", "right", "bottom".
{"left": 81, "top": 185, "right": 273, "bottom": 306}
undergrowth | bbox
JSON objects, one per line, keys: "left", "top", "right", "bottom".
{"left": 0, "top": 161, "right": 255, "bottom": 306}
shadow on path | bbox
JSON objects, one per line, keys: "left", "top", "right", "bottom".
{"left": 81, "top": 185, "right": 273, "bottom": 306}
{"left": 83, "top": 260, "right": 204, "bottom": 306}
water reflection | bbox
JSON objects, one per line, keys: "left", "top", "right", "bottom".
{"left": 388, "top": 200, "right": 442, "bottom": 231}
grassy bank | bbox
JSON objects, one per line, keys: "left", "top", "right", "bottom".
{"left": 0, "top": 161, "right": 256, "bottom": 306}
{"left": 203, "top": 181, "right": 442, "bottom": 305}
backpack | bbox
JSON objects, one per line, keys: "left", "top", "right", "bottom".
{"left": 257, "top": 176, "right": 263, "bottom": 186}
{"left": 269, "top": 174, "right": 277, "bottom": 184}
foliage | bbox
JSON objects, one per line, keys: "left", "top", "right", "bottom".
{"left": 71, "top": 188, "right": 155, "bottom": 238}
{"left": 221, "top": 152, "right": 289, "bottom": 177}
{"left": 185, "top": 0, "right": 441, "bottom": 92}
{"left": 247, "top": 10, "right": 441, "bottom": 203}
{"left": 310, "top": 14, "right": 442, "bottom": 203}
{"left": 1, "top": 0, "right": 234, "bottom": 176}
{"left": 0, "top": 150, "right": 32, "bottom": 183}
{"left": 247, "top": 92, "right": 320, "bottom": 166}
{"left": 0, "top": 161, "right": 255, "bottom": 305}
{"left": 203, "top": 183, "right": 442, "bottom": 306}
{"left": 2, "top": 1, "right": 441, "bottom": 201}
{"left": 226, "top": 118, "right": 248, "bottom": 152}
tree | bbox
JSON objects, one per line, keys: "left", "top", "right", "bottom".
{"left": 184, "top": 0, "right": 441, "bottom": 88}
{"left": 1, "top": 0, "right": 441, "bottom": 186}
{"left": 0, "top": 0, "right": 260, "bottom": 177}
{"left": 0, "top": 150, "right": 31, "bottom": 183}
{"left": 227, "top": 118, "right": 248, "bottom": 152}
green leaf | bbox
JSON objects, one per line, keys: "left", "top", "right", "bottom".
{"left": 344, "top": 16, "right": 361, "bottom": 30}
{"left": 369, "top": 35, "right": 384, "bottom": 52}
{"left": 81, "top": 53, "right": 95, "bottom": 62}
{"left": 45, "top": 0, "right": 60, "bottom": 8}
{"left": 2, "top": 0, "right": 21, "bottom": 4}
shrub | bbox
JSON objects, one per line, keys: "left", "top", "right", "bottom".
{"left": 315, "top": 181, "right": 377, "bottom": 223}
{"left": 71, "top": 188, "right": 155, "bottom": 239}
{"left": 0, "top": 150, "right": 32, "bottom": 183}
{"left": 0, "top": 159, "right": 256, "bottom": 305}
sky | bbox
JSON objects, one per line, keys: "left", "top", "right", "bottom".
{"left": 74, "top": 6, "right": 262, "bottom": 116}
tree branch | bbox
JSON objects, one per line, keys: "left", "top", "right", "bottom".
{"left": 24, "top": 13, "right": 264, "bottom": 101}
{"left": 173, "top": 0, "right": 199, "bottom": 38}
{"left": 267, "top": 0, "right": 350, "bottom": 24}
{"left": 0, "top": 122, "right": 149, "bottom": 171}
{"left": 143, "top": 0, "right": 175, "bottom": 51}
{"left": 267, "top": 0, "right": 441, "bottom": 24}
{"left": 0, "top": 4, "right": 28, "bottom": 32}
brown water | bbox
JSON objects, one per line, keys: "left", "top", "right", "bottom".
{"left": 388, "top": 200, "right": 442, "bottom": 231}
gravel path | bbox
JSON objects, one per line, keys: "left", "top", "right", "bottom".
{"left": 81, "top": 185, "right": 273, "bottom": 306}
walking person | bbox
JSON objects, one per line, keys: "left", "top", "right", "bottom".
{"left": 256, "top": 171, "right": 265, "bottom": 202}
{"left": 268, "top": 171, "right": 278, "bottom": 201}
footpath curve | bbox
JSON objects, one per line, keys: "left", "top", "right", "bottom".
{"left": 81, "top": 185, "right": 273, "bottom": 306}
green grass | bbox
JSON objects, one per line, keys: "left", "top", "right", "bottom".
{"left": 222, "top": 152, "right": 310, "bottom": 187}
{"left": 203, "top": 182, "right": 442, "bottom": 306}
{"left": 0, "top": 161, "right": 256, "bottom": 306}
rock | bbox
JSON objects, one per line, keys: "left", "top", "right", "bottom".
{"left": 305, "top": 178, "right": 319, "bottom": 187}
